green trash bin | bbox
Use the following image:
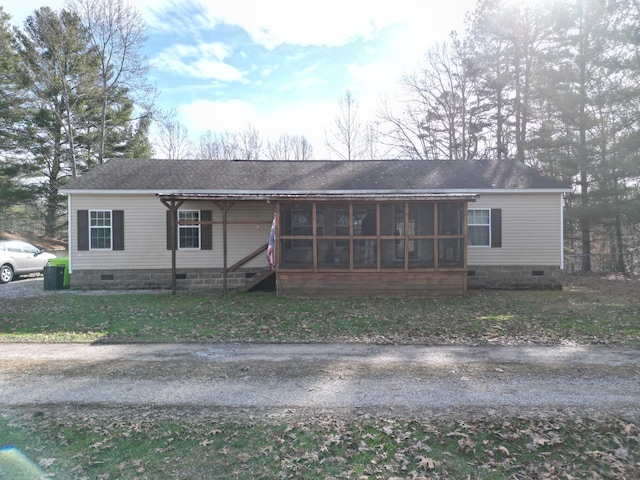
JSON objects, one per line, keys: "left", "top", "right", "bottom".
{"left": 47, "top": 257, "right": 69, "bottom": 288}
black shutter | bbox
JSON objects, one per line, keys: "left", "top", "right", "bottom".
{"left": 166, "top": 210, "right": 174, "bottom": 250}
{"left": 201, "top": 210, "right": 212, "bottom": 250}
{"left": 113, "top": 210, "right": 124, "bottom": 250}
{"left": 491, "top": 208, "right": 502, "bottom": 248}
{"left": 78, "top": 210, "right": 89, "bottom": 251}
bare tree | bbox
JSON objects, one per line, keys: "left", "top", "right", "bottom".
{"left": 69, "top": 0, "right": 156, "bottom": 164}
{"left": 325, "top": 90, "right": 365, "bottom": 160}
{"left": 237, "top": 124, "right": 263, "bottom": 160}
{"left": 378, "top": 37, "right": 480, "bottom": 160}
{"left": 291, "top": 135, "right": 313, "bottom": 160}
{"left": 196, "top": 130, "right": 240, "bottom": 160}
{"left": 157, "top": 117, "right": 193, "bottom": 159}
{"left": 360, "top": 121, "right": 393, "bottom": 160}
{"left": 266, "top": 134, "right": 314, "bottom": 160}
{"left": 196, "top": 130, "right": 221, "bottom": 160}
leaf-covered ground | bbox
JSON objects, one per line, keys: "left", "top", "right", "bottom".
{"left": 1, "top": 406, "right": 638, "bottom": 479}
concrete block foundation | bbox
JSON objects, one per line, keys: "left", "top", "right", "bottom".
{"left": 69, "top": 268, "right": 264, "bottom": 292}
{"left": 467, "top": 265, "right": 564, "bottom": 290}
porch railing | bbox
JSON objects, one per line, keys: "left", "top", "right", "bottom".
{"left": 226, "top": 242, "right": 269, "bottom": 273}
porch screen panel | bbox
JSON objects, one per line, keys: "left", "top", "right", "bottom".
{"left": 437, "top": 202, "right": 465, "bottom": 268}
{"left": 279, "top": 203, "right": 313, "bottom": 269}
{"left": 380, "top": 204, "right": 403, "bottom": 268}
{"left": 410, "top": 203, "right": 434, "bottom": 235}
{"left": 408, "top": 239, "right": 435, "bottom": 268}
{"left": 353, "top": 203, "right": 377, "bottom": 269}
{"left": 407, "top": 203, "right": 435, "bottom": 269}
{"left": 438, "top": 238, "right": 464, "bottom": 268}
{"left": 438, "top": 202, "right": 464, "bottom": 235}
{"left": 380, "top": 203, "right": 399, "bottom": 236}
{"left": 317, "top": 203, "right": 350, "bottom": 269}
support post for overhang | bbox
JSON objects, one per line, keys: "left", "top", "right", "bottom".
{"left": 223, "top": 201, "right": 228, "bottom": 292}
{"left": 215, "top": 201, "right": 234, "bottom": 293}
{"left": 171, "top": 203, "right": 177, "bottom": 295}
{"left": 160, "top": 198, "right": 184, "bottom": 295}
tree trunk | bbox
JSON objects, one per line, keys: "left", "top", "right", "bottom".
{"left": 44, "top": 141, "right": 62, "bottom": 238}
{"left": 578, "top": 4, "right": 591, "bottom": 273}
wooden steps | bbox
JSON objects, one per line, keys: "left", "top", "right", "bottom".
{"left": 241, "top": 269, "right": 275, "bottom": 292}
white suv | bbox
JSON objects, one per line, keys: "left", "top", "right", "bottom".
{"left": 0, "top": 241, "right": 57, "bottom": 283}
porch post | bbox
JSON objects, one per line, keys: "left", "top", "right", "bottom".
{"left": 223, "top": 201, "right": 228, "bottom": 293}
{"left": 214, "top": 201, "right": 235, "bottom": 293}
{"left": 171, "top": 201, "right": 177, "bottom": 295}
{"left": 160, "top": 197, "right": 183, "bottom": 295}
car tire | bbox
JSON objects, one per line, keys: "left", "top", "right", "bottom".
{"left": 0, "top": 264, "right": 13, "bottom": 284}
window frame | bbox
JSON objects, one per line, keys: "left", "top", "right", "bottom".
{"left": 468, "top": 208, "right": 491, "bottom": 247}
{"left": 177, "top": 209, "right": 202, "bottom": 250}
{"left": 89, "top": 210, "right": 113, "bottom": 250}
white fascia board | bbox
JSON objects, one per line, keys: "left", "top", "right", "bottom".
{"left": 443, "top": 188, "right": 572, "bottom": 194}
{"left": 60, "top": 189, "right": 161, "bottom": 195}
{"left": 61, "top": 187, "right": 571, "bottom": 195}
{"left": 63, "top": 189, "right": 457, "bottom": 195}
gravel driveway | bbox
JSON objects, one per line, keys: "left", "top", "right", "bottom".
{"left": 2, "top": 277, "right": 639, "bottom": 419}
{"left": 0, "top": 275, "right": 46, "bottom": 298}
{"left": 1, "top": 342, "right": 639, "bottom": 418}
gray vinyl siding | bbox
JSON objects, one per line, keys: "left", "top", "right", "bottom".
{"left": 467, "top": 192, "right": 563, "bottom": 267}
{"left": 69, "top": 194, "right": 274, "bottom": 272}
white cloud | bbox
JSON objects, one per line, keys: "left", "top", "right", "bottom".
{"left": 180, "top": 99, "right": 257, "bottom": 133}
{"left": 145, "top": 0, "right": 476, "bottom": 50}
{"left": 152, "top": 42, "right": 245, "bottom": 81}
{"left": 8, "top": 0, "right": 476, "bottom": 50}
{"left": 178, "top": 98, "right": 336, "bottom": 157}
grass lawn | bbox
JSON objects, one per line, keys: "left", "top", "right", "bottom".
{"left": 1, "top": 276, "right": 639, "bottom": 479}
{"left": 2, "top": 407, "right": 638, "bottom": 479}
{"left": 2, "top": 277, "right": 639, "bottom": 345}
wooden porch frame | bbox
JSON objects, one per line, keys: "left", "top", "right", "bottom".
{"left": 275, "top": 199, "right": 471, "bottom": 273}
{"left": 159, "top": 196, "right": 273, "bottom": 294}
{"left": 157, "top": 193, "right": 474, "bottom": 296}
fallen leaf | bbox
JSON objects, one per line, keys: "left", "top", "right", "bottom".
{"left": 497, "top": 445, "right": 510, "bottom": 456}
{"left": 417, "top": 456, "right": 436, "bottom": 469}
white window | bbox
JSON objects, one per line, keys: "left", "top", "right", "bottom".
{"left": 90, "top": 210, "right": 112, "bottom": 250}
{"left": 468, "top": 209, "right": 491, "bottom": 246}
{"left": 178, "top": 210, "right": 200, "bottom": 249}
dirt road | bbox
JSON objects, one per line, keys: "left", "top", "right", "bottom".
{"left": 1, "top": 342, "right": 639, "bottom": 418}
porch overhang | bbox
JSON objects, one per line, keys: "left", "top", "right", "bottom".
{"left": 156, "top": 192, "right": 478, "bottom": 202}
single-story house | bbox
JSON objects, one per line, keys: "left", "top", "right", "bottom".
{"left": 60, "top": 158, "right": 571, "bottom": 296}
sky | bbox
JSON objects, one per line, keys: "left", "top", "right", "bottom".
{"left": 3, "top": 0, "right": 478, "bottom": 158}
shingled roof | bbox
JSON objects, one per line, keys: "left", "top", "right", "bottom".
{"left": 61, "top": 158, "right": 570, "bottom": 194}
